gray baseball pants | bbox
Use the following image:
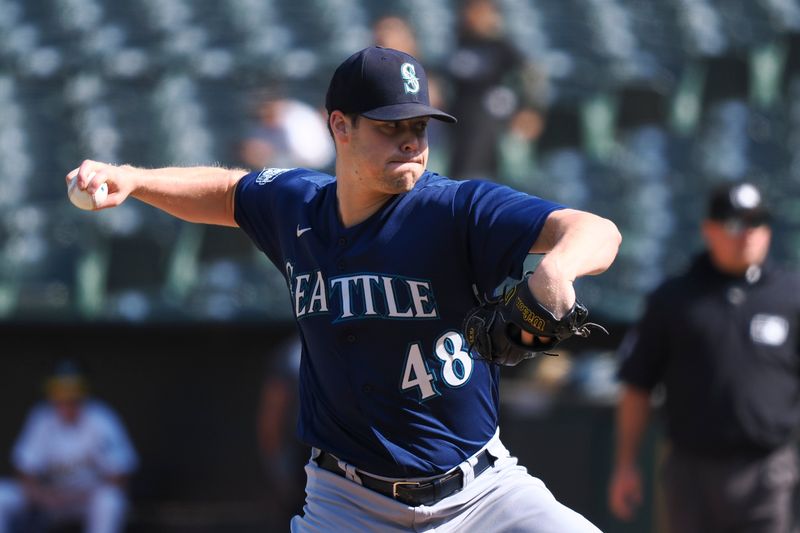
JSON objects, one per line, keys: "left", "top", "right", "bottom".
{"left": 291, "top": 429, "right": 602, "bottom": 532}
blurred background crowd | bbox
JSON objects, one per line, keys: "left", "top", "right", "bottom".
{"left": 2, "top": 0, "right": 800, "bottom": 531}
{"left": 3, "top": 0, "right": 800, "bottom": 325}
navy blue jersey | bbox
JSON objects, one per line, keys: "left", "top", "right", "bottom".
{"left": 235, "top": 168, "right": 563, "bottom": 477}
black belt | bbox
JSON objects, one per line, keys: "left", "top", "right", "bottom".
{"left": 315, "top": 450, "right": 495, "bottom": 506}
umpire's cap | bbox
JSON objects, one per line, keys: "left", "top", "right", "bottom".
{"left": 325, "top": 46, "right": 456, "bottom": 123}
{"left": 707, "top": 181, "right": 771, "bottom": 226}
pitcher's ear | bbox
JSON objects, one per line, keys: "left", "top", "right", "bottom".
{"left": 330, "top": 111, "right": 349, "bottom": 137}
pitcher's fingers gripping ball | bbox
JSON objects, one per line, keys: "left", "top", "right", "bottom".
{"left": 65, "top": 160, "right": 134, "bottom": 211}
{"left": 463, "top": 273, "right": 607, "bottom": 366}
{"left": 67, "top": 172, "right": 108, "bottom": 210}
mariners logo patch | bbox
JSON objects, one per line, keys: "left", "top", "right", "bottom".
{"left": 750, "top": 314, "right": 789, "bottom": 346}
{"left": 401, "top": 63, "right": 420, "bottom": 95}
{"left": 255, "top": 167, "right": 291, "bottom": 185}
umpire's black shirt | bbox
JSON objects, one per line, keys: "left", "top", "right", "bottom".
{"left": 619, "top": 252, "right": 800, "bottom": 457}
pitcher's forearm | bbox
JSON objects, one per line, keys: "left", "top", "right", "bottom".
{"left": 67, "top": 159, "right": 250, "bottom": 226}
{"left": 528, "top": 209, "right": 621, "bottom": 316}
{"left": 533, "top": 209, "right": 621, "bottom": 280}
{"left": 126, "top": 165, "right": 248, "bottom": 226}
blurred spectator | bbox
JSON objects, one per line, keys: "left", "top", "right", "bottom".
{"left": 256, "top": 336, "right": 307, "bottom": 530}
{"left": 0, "top": 360, "right": 138, "bottom": 533}
{"left": 499, "top": 105, "right": 546, "bottom": 188}
{"left": 372, "top": 15, "right": 418, "bottom": 57}
{"left": 608, "top": 181, "right": 800, "bottom": 532}
{"left": 445, "top": 0, "right": 544, "bottom": 180}
{"left": 238, "top": 91, "right": 334, "bottom": 171}
{"left": 371, "top": 14, "right": 450, "bottom": 173}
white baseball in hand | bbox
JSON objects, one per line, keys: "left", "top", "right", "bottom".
{"left": 68, "top": 174, "right": 107, "bottom": 210}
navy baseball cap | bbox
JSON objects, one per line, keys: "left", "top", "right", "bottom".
{"left": 707, "top": 181, "right": 771, "bottom": 226}
{"left": 325, "top": 46, "right": 456, "bottom": 123}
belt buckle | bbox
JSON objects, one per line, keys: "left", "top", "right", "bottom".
{"left": 392, "top": 480, "right": 421, "bottom": 500}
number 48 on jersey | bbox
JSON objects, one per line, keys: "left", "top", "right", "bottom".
{"left": 400, "top": 331, "right": 474, "bottom": 401}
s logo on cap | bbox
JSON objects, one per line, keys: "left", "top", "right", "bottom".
{"left": 401, "top": 63, "right": 420, "bottom": 95}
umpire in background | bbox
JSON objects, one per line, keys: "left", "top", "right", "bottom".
{"left": 608, "top": 181, "right": 800, "bottom": 533}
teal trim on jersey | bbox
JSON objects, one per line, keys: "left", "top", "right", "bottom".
{"left": 431, "top": 329, "right": 474, "bottom": 390}
{"left": 326, "top": 271, "right": 440, "bottom": 324}
{"left": 370, "top": 272, "right": 440, "bottom": 321}
{"left": 287, "top": 265, "right": 333, "bottom": 320}
{"left": 398, "top": 340, "right": 442, "bottom": 403}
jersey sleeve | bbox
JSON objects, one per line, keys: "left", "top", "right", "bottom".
{"left": 11, "top": 405, "right": 51, "bottom": 475}
{"left": 454, "top": 179, "right": 564, "bottom": 295}
{"left": 233, "top": 168, "right": 297, "bottom": 265}
{"left": 91, "top": 403, "right": 139, "bottom": 476}
{"left": 617, "top": 287, "right": 672, "bottom": 390}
